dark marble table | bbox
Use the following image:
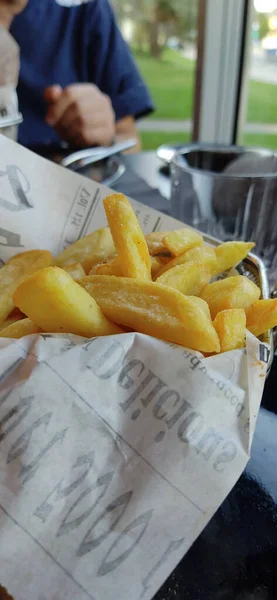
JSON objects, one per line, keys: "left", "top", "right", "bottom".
{"left": 115, "top": 152, "right": 277, "bottom": 600}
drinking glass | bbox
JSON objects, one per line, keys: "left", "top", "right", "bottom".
{"left": 170, "top": 144, "right": 277, "bottom": 279}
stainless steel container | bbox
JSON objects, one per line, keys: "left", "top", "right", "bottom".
{"left": 170, "top": 144, "right": 277, "bottom": 283}
{"left": 202, "top": 231, "right": 275, "bottom": 375}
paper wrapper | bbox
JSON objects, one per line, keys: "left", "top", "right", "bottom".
{"left": 0, "top": 136, "right": 269, "bottom": 600}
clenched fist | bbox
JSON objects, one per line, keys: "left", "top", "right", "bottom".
{"left": 44, "top": 83, "right": 116, "bottom": 147}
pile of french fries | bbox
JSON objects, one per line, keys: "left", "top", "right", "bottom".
{"left": 1, "top": 192, "right": 277, "bottom": 355}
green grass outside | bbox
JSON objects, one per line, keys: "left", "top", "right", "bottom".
{"left": 140, "top": 131, "right": 191, "bottom": 150}
{"left": 134, "top": 48, "right": 277, "bottom": 124}
{"left": 240, "top": 133, "right": 277, "bottom": 150}
{"left": 247, "top": 81, "right": 277, "bottom": 124}
{"left": 140, "top": 131, "right": 277, "bottom": 151}
{"left": 134, "top": 48, "right": 195, "bottom": 120}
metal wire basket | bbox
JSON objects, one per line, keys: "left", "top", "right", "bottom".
{"left": 202, "top": 232, "right": 275, "bottom": 375}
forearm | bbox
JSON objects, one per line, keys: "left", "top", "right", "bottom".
{"left": 0, "top": 8, "right": 12, "bottom": 28}
{"left": 0, "top": 1, "right": 28, "bottom": 29}
{"left": 115, "top": 116, "right": 141, "bottom": 153}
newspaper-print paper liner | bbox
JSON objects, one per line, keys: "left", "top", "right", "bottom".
{"left": 0, "top": 136, "right": 269, "bottom": 600}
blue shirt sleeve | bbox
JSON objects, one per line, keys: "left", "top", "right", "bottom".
{"left": 85, "top": 0, "right": 155, "bottom": 121}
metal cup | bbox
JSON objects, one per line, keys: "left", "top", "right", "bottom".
{"left": 170, "top": 144, "right": 277, "bottom": 278}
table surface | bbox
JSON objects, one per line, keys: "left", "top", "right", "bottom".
{"left": 116, "top": 151, "right": 277, "bottom": 600}
{"left": 121, "top": 152, "right": 171, "bottom": 199}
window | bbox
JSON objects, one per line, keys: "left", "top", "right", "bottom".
{"left": 238, "top": 0, "right": 277, "bottom": 150}
{"left": 111, "top": 0, "right": 199, "bottom": 150}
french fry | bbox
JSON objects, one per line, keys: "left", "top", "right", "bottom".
{"left": 213, "top": 309, "right": 246, "bottom": 352}
{"left": 55, "top": 228, "right": 115, "bottom": 273}
{"left": 246, "top": 299, "right": 277, "bottom": 337}
{"left": 63, "top": 262, "right": 86, "bottom": 280}
{"left": 0, "top": 250, "right": 53, "bottom": 326}
{"left": 0, "top": 309, "right": 25, "bottom": 332}
{"left": 189, "top": 296, "right": 211, "bottom": 320}
{"left": 103, "top": 193, "right": 151, "bottom": 280}
{"left": 163, "top": 228, "right": 203, "bottom": 256}
{"left": 0, "top": 187, "right": 265, "bottom": 353}
{"left": 80, "top": 275, "right": 220, "bottom": 353}
{"left": 82, "top": 251, "right": 117, "bottom": 275}
{"left": 145, "top": 232, "right": 169, "bottom": 256}
{"left": 91, "top": 256, "right": 123, "bottom": 276}
{"left": 150, "top": 256, "right": 171, "bottom": 279}
{"left": 7, "top": 249, "right": 53, "bottom": 270}
{"left": 201, "top": 276, "right": 260, "bottom": 319}
{"left": 214, "top": 242, "right": 255, "bottom": 276}
{"left": 156, "top": 263, "right": 211, "bottom": 296}
{"left": 88, "top": 253, "right": 117, "bottom": 273}
{"left": 8, "top": 307, "right": 25, "bottom": 319}
{"left": 90, "top": 254, "right": 169, "bottom": 279}
{"left": 0, "top": 318, "right": 42, "bottom": 339}
{"left": 13, "top": 267, "right": 123, "bottom": 337}
{"left": 155, "top": 245, "right": 217, "bottom": 279}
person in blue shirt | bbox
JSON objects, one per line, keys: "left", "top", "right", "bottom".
{"left": 3, "top": 0, "right": 154, "bottom": 149}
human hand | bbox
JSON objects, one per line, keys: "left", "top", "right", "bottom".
{"left": 44, "top": 83, "right": 116, "bottom": 147}
{"left": 0, "top": 0, "right": 28, "bottom": 29}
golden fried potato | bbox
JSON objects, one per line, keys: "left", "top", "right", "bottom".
{"left": 246, "top": 299, "right": 277, "bottom": 337}
{"left": 0, "top": 308, "right": 25, "bottom": 332}
{"left": 88, "top": 253, "right": 117, "bottom": 273}
{"left": 145, "top": 232, "right": 169, "bottom": 256}
{"left": 80, "top": 275, "right": 220, "bottom": 353}
{"left": 91, "top": 256, "right": 123, "bottom": 276}
{"left": 163, "top": 228, "right": 203, "bottom": 256}
{"left": 0, "top": 250, "right": 53, "bottom": 326}
{"left": 0, "top": 318, "right": 42, "bottom": 339}
{"left": 13, "top": 267, "right": 123, "bottom": 337}
{"left": 7, "top": 250, "right": 52, "bottom": 268}
{"left": 8, "top": 307, "right": 25, "bottom": 319}
{"left": 213, "top": 309, "right": 246, "bottom": 352}
{"left": 201, "top": 276, "right": 260, "bottom": 319}
{"left": 156, "top": 262, "right": 211, "bottom": 296}
{"left": 155, "top": 245, "right": 217, "bottom": 279}
{"left": 0, "top": 315, "right": 22, "bottom": 332}
{"left": 150, "top": 256, "right": 171, "bottom": 279}
{"left": 189, "top": 296, "right": 211, "bottom": 320}
{"left": 104, "top": 193, "right": 151, "bottom": 280}
{"left": 214, "top": 242, "right": 255, "bottom": 276}
{"left": 63, "top": 262, "right": 85, "bottom": 280}
{"left": 55, "top": 228, "right": 115, "bottom": 273}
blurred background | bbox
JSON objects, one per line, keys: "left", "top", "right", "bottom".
{"left": 111, "top": 0, "right": 277, "bottom": 151}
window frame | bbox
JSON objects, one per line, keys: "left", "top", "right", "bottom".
{"left": 193, "top": 0, "right": 250, "bottom": 145}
